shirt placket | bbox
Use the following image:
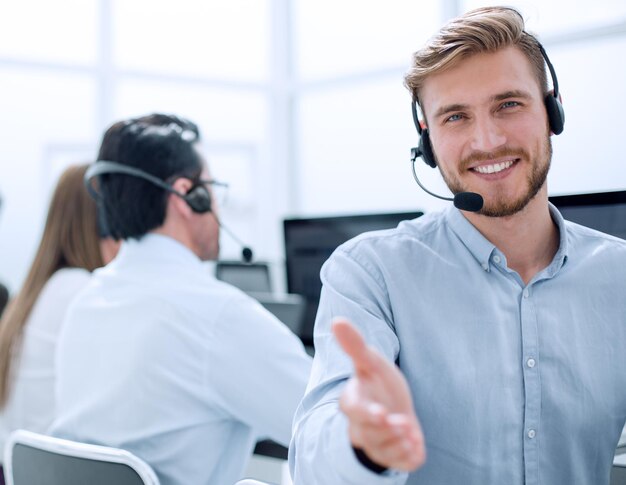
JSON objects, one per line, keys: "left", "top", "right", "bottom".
{"left": 520, "top": 283, "right": 540, "bottom": 484}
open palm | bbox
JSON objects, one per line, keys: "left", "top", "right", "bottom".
{"left": 333, "top": 318, "right": 426, "bottom": 472}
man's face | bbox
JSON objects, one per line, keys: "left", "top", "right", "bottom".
{"left": 420, "top": 46, "right": 552, "bottom": 217}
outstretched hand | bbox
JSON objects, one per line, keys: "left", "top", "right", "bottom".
{"left": 332, "top": 318, "right": 426, "bottom": 472}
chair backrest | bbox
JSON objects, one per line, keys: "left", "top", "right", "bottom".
{"left": 613, "top": 453, "right": 626, "bottom": 485}
{"left": 0, "top": 282, "right": 9, "bottom": 318}
{"left": 234, "top": 480, "right": 274, "bottom": 485}
{"left": 4, "top": 430, "right": 159, "bottom": 485}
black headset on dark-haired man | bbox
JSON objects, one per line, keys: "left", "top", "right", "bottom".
{"left": 85, "top": 161, "right": 254, "bottom": 263}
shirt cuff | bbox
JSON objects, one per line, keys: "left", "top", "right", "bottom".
{"left": 353, "top": 447, "right": 388, "bottom": 474}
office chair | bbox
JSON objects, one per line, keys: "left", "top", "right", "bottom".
{"left": 4, "top": 429, "right": 159, "bottom": 485}
{"left": 234, "top": 480, "right": 275, "bottom": 485}
{"left": 0, "top": 282, "right": 8, "bottom": 318}
{"left": 613, "top": 453, "right": 626, "bottom": 485}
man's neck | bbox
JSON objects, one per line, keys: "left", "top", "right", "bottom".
{"left": 462, "top": 189, "right": 559, "bottom": 285}
{"left": 152, "top": 224, "right": 199, "bottom": 259}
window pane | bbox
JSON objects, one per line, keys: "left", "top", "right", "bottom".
{"left": 114, "top": 80, "right": 267, "bottom": 149}
{"left": 295, "top": 0, "right": 440, "bottom": 80}
{"left": 461, "top": 0, "right": 626, "bottom": 36}
{"left": 0, "top": 69, "right": 97, "bottom": 291}
{"left": 0, "top": 0, "right": 97, "bottom": 64}
{"left": 547, "top": 36, "right": 626, "bottom": 195}
{"left": 114, "top": 79, "right": 268, "bottom": 259}
{"left": 113, "top": 0, "right": 269, "bottom": 81}
{"left": 297, "top": 78, "right": 448, "bottom": 215}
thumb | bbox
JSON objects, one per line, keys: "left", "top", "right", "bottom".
{"left": 332, "top": 318, "right": 376, "bottom": 376}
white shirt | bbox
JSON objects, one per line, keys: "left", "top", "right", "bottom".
{"left": 50, "top": 234, "right": 312, "bottom": 485}
{"left": 0, "top": 268, "right": 91, "bottom": 459}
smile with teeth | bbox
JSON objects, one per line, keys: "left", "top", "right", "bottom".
{"left": 473, "top": 160, "right": 515, "bottom": 174}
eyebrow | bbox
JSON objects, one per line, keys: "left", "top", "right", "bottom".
{"left": 433, "top": 90, "right": 533, "bottom": 120}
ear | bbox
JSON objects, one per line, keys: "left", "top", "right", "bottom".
{"left": 168, "top": 177, "right": 194, "bottom": 219}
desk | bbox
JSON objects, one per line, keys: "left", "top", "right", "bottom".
{"left": 254, "top": 440, "right": 288, "bottom": 460}
{"left": 249, "top": 441, "right": 290, "bottom": 485}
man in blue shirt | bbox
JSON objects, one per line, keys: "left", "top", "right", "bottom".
{"left": 290, "top": 6, "right": 626, "bottom": 484}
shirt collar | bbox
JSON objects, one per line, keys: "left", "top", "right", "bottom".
{"left": 547, "top": 202, "right": 569, "bottom": 272}
{"left": 444, "top": 203, "right": 569, "bottom": 274}
{"left": 117, "top": 233, "right": 203, "bottom": 269}
{"left": 445, "top": 206, "right": 496, "bottom": 271}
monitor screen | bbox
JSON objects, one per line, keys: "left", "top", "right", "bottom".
{"left": 215, "top": 261, "right": 272, "bottom": 293}
{"left": 283, "top": 211, "right": 423, "bottom": 346}
{"left": 549, "top": 190, "right": 626, "bottom": 240}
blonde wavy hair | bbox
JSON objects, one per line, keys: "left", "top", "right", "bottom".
{"left": 404, "top": 6, "right": 548, "bottom": 115}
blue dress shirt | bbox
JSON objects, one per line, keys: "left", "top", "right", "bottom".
{"left": 290, "top": 205, "right": 626, "bottom": 484}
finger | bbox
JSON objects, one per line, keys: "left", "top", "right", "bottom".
{"left": 345, "top": 407, "right": 419, "bottom": 448}
{"left": 386, "top": 413, "right": 425, "bottom": 451}
{"left": 352, "top": 413, "right": 425, "bottom": 467}
{"left": 332, "top": 318, "right": 367, "bottom": 361}
{"left": 363, "top": 433, "right": 426, "bottom": 472}
{"left": 332, "top": 318, "right": 378, "bottom": 375}
{"left": 349, "top": 417, "right": 408, "bottom": 449}
{"left": 340, "top": 382, "right": 387, "bottom": 426}
{"left": 385, "top": 413, "right": 422, "bottom": 436}
{"left": 362, "top": 415, "right": 420, "bottom": 446}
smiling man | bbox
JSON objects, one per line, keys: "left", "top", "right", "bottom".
{"left": 289, "top": 6, "right": 626, "bottom": 485}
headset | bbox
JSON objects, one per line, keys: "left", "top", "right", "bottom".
{"left": 85, "top": 161, "right": 213, "bottom": 213}
{"left": 411, "top": 39, "right": 565, "bottom": 169}
{"left": 85, "top": 160, "right": 254, "bottom": 262}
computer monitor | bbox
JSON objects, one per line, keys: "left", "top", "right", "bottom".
{"left": 283, "top": 211, "right": 423, "bottom": 346}
{"left": 549, "top": 190, "right": 626, "bottom": 240}
{"left": 215, "top": 261, "right": 272, "bottom": 293}
{"left": 253, "top": 292, "right": 306, "bottom": 337}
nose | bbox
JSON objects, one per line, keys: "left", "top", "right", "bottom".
{"left": 470, "top": 115, "right": 506, "bottom": 153}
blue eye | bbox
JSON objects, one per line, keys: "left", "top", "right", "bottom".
{"left": 501, "top": 101, "right": 519, "bottom": 109}
{"left": 446, "top": 113, "right": 463, "bottom": 122}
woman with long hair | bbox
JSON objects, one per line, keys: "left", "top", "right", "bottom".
{"left": 0, "top": 164, "right": 118, "bottom": 479}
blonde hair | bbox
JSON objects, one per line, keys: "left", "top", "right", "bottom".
{"left": 404, "top": 6, "right": 547, "bottom": 110}
{"left": 0, "top": 164, "right": 104, "bottom": 406}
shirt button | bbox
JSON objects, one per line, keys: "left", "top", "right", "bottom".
{"left": 523, "top": 289, "right": 529, "bottom": 298}
{"left": 528, "top": 429, "right": 536, "bottom": 439}
{"left": 481, "top": 263, "right": 489, "bottom": 271}
{"left": 493, "top": 255, "right": 501, "bottom": 264}
{"left": 527, "top": 358, "right": 536, "bottom": 368}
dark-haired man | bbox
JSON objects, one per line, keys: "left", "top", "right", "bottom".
{"left": 51, "top": 114, "right": 311, "bottom": 485}
{"left": 290, "top": 6, "right": 626, "bottom": 485}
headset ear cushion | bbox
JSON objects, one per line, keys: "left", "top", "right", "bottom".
{"left": 545, "top": 94, "right": 565, "bottom": 135}
{"left": 420, "top": 130, "right": 437, "bottom": 168}
{"left": 184, "top": 185, "right": 212, "bottom": 213}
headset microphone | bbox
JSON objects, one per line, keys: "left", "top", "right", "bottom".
{"left": 210, "top": 213, "right": 254, "bottom": 263}
{"left": 85, "top": 160, "right": 255, "bottom": 263}
{"left": 410, "top": 148, "right": 484, "bottom": 212}
{"left": 410, "top": 101, "right": 484, "bottom": 213}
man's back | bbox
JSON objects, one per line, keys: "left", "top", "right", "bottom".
{"left": 51, "top": 234, "right": 311, "bottom": 485}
